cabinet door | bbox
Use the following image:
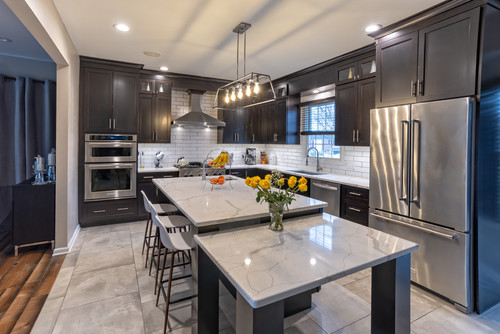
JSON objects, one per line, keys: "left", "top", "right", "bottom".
{"left": 221, "top": 109, "right": 236, "bottom": 143}
{"left": 274, "top": 100, "right": 287, "bottom": 144}
{"left": 138, "top": 94, "right": 154, "bottom": 142}
{"left": 376, "top": 32, "right": 418, "bottom": 107}
{"left": 84, "top": 68, "right": 113, "bottom": 132}
{"left": 249, "top": 106, "right": 263, "bottom": 143}
{"left": 358, "top": 56, "right": 376, "bottom": 80}
{"left": 235, "top": 108, "right": 251, "bottom": 143}
{"left": 417, "top": 8, "right": 479, "bottom": 102}
{"left": 335, "top": 82, "right": 357, "bottom": 146}
{"left": 113, "top": 72, "right": 138, "bottom": 133}
{"left": 336, "top": 61, "right": 358, "bottom": 84}
{"left": 155, "top": 94, "right": 171, "bottom": 143}
{"left": 356, "top": 78, "right": 375, "bottom": 146}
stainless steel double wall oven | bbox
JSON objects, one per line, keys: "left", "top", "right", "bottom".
{"left": 84, "top": 134, "right": 137, "bottom": 201}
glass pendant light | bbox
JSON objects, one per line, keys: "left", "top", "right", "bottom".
{"left": 253, "top": 81, "right": 260, "bottom": 94}
{"left": 237, "top": 86, "right": 243, "bottom": 99}
{"left": 225, "top": 90, "right": 230, "bottom": 103}
{"left": 230, "top": 88, "right": 236, "bottom": 101}
{"left": 245, "top": 82, "right": 252, "bottom": 97}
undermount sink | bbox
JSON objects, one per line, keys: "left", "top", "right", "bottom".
{"left": 285, "top": 169, "right": 326, "bottom": 176}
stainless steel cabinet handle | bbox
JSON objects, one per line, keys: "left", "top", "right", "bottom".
{"left": 356, "top": 130, "right": 359, "bottom": 143}
{"left": 143, "top": 176, "right": 154, "bottom": 179}
{"left": 117, "top": 207, "right": 129, "bottom": 211}
{"left": 352, "top": 130, "right": 356, "bottom": 142}
{"left": 93, "top": 209, "right": 106, "bottom": 213}
{"left": 108, "top": 118, "right": 112, "bottom": 129}
{"left": 399, "top": 120, "right": 409, "bottom": 201}
{"left": 113, "top": 118, "right": 116, "bottom": 129}
{"left": 410, "top": 119, "right": 420, "bottom": 204}
{"left": 349, "top": 191, "right": 362, "bottom": 197}
{"left": 370, "top": 212, "right": 457, "bottom": 240}
{"left": 410, "top": 81, "right": 416, "bottom": 97}
{"left": 418, "top": 80, "right": 424, "bottom": 96}
{"left": 348, "top": 207, "right": 361, "bottom": 213}
{"left": 314, "top": 184, "right": 338, "bottom": 191}
{"left": 252, "top": 134, "right": 255, "bottom": 142}
{"left": 416, "top": 80, "right": 422, "bottom": 96}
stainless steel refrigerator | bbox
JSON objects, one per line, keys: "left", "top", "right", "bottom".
{"left": 369, "top": 97, "right": 474, "bottom": 313}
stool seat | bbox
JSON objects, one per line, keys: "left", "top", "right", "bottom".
{"left": 152, "top": 203, "right": 178, "bottom": 215}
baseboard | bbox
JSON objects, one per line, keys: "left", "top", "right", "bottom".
{"left": 53, "top": 224, "right": 81, "bottom": 256}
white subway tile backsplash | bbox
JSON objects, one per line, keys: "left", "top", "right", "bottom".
{"left": 138, "top": 89, "right": 370, "bottom": 178}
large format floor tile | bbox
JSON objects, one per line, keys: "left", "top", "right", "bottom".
{"left": 61, "top": 264, "right": 138, "bottom": 310}
{"left": 80, "top": 229, "right": 132, "bottom": 253}
{"left": 53, "top": 293, "right": 144, "bottom": 334}
{"left": 73, "top": 247, "right": 134, "bottom": 275}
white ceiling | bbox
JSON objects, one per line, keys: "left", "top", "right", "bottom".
{"left": 0, "top": 0, "right": 52, "bottom": 62}
{"left": 53, "top": 0, "right": 443, "bottom": 80}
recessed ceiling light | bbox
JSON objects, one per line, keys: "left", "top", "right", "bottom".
{"left": 160, "top": 66, "right": 169, "bottom": 71}
{"left": 313, "top": 89, "right": 320, "bottom": 94}
{"left": 365, "top": 24, "right": 382, "bottom": 33}
{"left": 113, "top": 23, "right": 130, "bottom": 32}
{"left": 143, "top": 50, "right": 161, "bottom": 57}
{"left": 0, "top": 37, "right": 12, "bottom": 43}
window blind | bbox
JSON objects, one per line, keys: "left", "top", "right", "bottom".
{"left": 300, "top": 99, "right": 336, "bottom": 135}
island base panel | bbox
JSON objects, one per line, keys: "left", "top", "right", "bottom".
{"left": 371, "top": 253, "right": 411, "bottom": 334}
{"left": 236, "top": 291, "right": 284, "bottom": 334}
{"left": 195, "top": 247, "right": 219, "bottom": 334}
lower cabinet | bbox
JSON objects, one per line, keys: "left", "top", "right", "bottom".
{"left": 82, "top": 199, "right": 138, "bottom": 226}
{"left": 137, "top": 171, "right": 179, "bottom": 218}
{"left": 340, "top": 185, "right": 369, "bottom": 226}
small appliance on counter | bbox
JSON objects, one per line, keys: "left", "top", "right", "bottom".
{"left": 260, "top": 151, "right": 268, "bottom": 164}
{"left": 47, "top": 148, "right": 56, "bottom": 183}
{"left": 176, "top": 156, "right": 188, "bottom": 166}
{"left": 244, "top": 148, "right": 256, "bottom": 165}
{"left": 154, "top": 151, "right": 165, "bottom": 168}
{"left": 32, "top": 155, "right": 46, "bottom": 185}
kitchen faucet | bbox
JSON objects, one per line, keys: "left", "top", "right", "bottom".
{"left": 306, "top": 147, "right": 322, "bottom": 172}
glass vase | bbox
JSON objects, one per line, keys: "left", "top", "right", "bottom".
{"left": 268, "top": 202, "right": 284, "bottom": 231}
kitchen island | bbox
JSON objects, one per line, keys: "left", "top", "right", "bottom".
{"left": 195, "top": 214, "right": 418, "bottom": 333}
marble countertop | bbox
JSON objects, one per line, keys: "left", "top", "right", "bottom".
{"left": 141, "top": 164, "right": 369, "bottom": 189}
{"left": 194, "top": 213, "right": 418, "bottom": 308}
{"left": 153, "top": 177, "right": 327, "bottom": 227}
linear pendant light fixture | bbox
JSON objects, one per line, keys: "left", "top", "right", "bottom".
{"left": 214, "top": 22, "right": 276, "bottom": 110}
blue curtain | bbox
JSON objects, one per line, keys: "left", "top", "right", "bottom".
{"left": 0, "top": 75, "right": 56, "bottom": 233}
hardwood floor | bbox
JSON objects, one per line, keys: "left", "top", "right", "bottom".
{"left": 0, "top": 232, "right": 65, "bottom": 334}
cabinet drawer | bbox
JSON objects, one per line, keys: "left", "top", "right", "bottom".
{"left": 84, "top": 199, "right": 137, "bottom": 222}
{"left": 342, "top": 185, "right": 369, "bottom": 202}
{"left": 138, "top": 171, "right": 178, "bottom": 183}
{"left": 341, "top": 199, "right": 369, "bottom": 226}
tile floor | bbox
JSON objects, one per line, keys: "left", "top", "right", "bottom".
{"left": 31, "top": 220, "right": 500, "bottom": 334}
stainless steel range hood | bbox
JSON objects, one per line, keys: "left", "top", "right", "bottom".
{"left": 172, "top": 89, "right": 225, "bottom": 128}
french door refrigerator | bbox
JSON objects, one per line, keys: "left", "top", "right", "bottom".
{"left": 369, "top": 97, "right": 474, "bottom": 313}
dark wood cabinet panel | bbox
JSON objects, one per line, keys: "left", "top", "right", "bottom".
{"left": 376, "top": 8, "right": 480, "bottom": 107}
{"left": 417, "top": 8, "right": 479, "bottom": 102}
{"left": 82, "top": 199, "right": 138, "bottom": 226}
{"left": 138, "top": 91, "right": 171, "bottom": 143}
{"left": 335, "top": 82, "right": 357, "bottom": 146}
{"left": 249, "top": 106, "right": 264, "bottom": 144}
{"left": 357, "top": 78, "right": 375, "bottom": 145}
{"left": 113, "top": 72, "right": 138, "bottom": 133}
{"left": 336, "top": 56, "right": 376, "bottom": 85}
{"left": 83, "top": 68, "right": 113, "bottom": 132}
{"left": 138, "top": 94, "right": 154, "bottom": 142}
{"left": 155, "top": 94, "right": 171, "bottom": 143}
{"left": 376, "top": 32, "right": 418, "bottom": 107}
{"left": 335, "top": 78, "right": 375, "bottom": 147}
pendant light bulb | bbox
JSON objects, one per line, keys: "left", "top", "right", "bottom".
{"left": 237, "top": 87, "right": 243, "bottom": 99}
{"left": 253, "top": 81, "right": 260, "bottom": 94}
{"left": 245, "top": 83, "right": 252, "bottom": 97}
{"left": 225, "top": 90, "right": 230, "bottom": 104}
{"left": 230, "top": 88, "right": 236, "bottom": 101}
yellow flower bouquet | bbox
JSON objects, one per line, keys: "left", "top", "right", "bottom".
{"left": 245, "top": 170, "right": 308, "bottom": 231}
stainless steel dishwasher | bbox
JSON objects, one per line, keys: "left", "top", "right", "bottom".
{"left": 310, "top": 179, "right": 340, "bottom": 217}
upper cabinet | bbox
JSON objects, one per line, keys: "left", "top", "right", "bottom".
{"left": 336, "top": 56, "right": 376, "bottom": 85}
{"left": 81, "top": 59, "right": 140, "bottom": 134}
{"left": 375, "top": 7, "right": 480, "bottom": 107}
{"left": 138, "top": 78, "right": 172, "bottom": 143}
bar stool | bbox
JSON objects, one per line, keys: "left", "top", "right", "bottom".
{"left": 152, "top": 214, "right": 196, "bottom": 334}
{"left": 141, "top": 190, "right": 179, "bottom": 268}
{"left": 149, "top": 206, "right": 192, "bottom": 291}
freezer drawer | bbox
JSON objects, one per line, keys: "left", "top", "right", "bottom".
{"left": 369, "top": 209, "right": 471, "bottom": 311}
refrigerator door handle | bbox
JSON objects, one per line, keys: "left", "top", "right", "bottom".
{"left": 370, "top": 212, "right": 457, "bottom": 240}
{"left": 400, "top": 120, "right": 409, "bottom": 201}
{"left": 410, "top": 119, "right": 420, "bottom": 204}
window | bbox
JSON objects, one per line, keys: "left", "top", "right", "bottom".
{"left": 301, "top": 100, "right": 340, "bottom": 159}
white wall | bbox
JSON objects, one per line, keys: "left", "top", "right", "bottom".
{"left": 140, "top": 89, "right": 370, "bottom": 179}
{"left": 6, "top": 0, "right": 80, "bottom": 251}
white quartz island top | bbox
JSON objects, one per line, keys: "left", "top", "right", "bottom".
{"left": 194, "top": 213, "right": 418, "bottom": 308}
{"left": 153, "top": 177, "right": 327, "bottom": 228}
